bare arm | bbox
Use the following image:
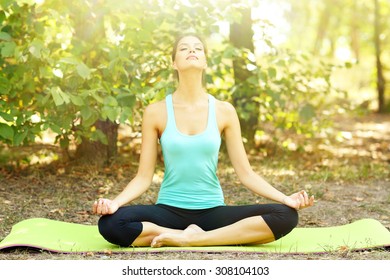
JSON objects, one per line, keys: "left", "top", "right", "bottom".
{"left": 221, "top": 102, "right": 314, "bottom": 210}
{"left": 93, "top": 104, "right": 159, "bottom": 215}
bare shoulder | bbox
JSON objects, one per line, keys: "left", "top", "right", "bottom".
{"left": 215, "top": 98, "right": 236, "bottom": 112}
{"left": 143, "top": 99, "right": 167, "bottom": 134}
{"left": 214, "top": 98, "right": 239, "bottom": 132}
{"left": 144, "top": 99, "right": 166, "bottom": 115}
{"left": 215, "top": 99, "right": 238, "bottom": 120}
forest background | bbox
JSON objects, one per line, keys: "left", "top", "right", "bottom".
{"left": 0, "top": 0, "right": 389, "bottom": 260}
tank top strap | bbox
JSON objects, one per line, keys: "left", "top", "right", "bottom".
{"left": 165, "top": 94, "right": 175, "bottom": 129}
{"left": 207, "top": 94, "right": 218, "bottom": 131}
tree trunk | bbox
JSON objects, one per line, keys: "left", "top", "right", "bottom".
{"left": 229, "top": 7, "right": 258, "bottom": 145}
{"left": 75, "top": 120, "right": 119, "bottom": 166}
{"left": 313, "top": 0, "right": 343, "bottom": 56}
{"left": 70, "top": 0, "right": 120, "bottom": 165}
{"left": 312, "top": 2, "right": 331, "bottom": 55}
{"left": 374, "top": 0, "right": 386, "bottom": 113}
{"left": 350, "top": 1, "right": 360, "bottom": 61}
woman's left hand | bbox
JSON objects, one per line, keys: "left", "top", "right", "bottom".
{"left": 283, "top": 190, "right": 314, "bottom": 210}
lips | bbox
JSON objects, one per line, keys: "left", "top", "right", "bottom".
{"left": 186, "top": 55, "right": 198, "bottom": 60}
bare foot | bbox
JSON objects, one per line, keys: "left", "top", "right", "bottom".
{"left": 185, "top": 224, "right": 204, "bottom": 234}
{"left": 151, "top": 224, "right": 204, "bottom": 248}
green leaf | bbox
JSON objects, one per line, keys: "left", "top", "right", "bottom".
{"left": 0, "top": 11, "right": 5, "bottom": 23}
{"left": 51, "top": 88, "right": 64, "bottom": 106}
{"left": 102, "top": 106, "right": 119, "bottom": 122}
{"left": 81, "top": 108, "right": 99, "bottom": 127}
{"left": 223, "top": 47, "right": 236, "bottom": 59}
{"left": 80, "top": 106, "right": 92, "bottom": 120}
{"left": 82, "top": 118, "right": 97, "bottom": 128}
{"left": 258, "top": 70, "right": 268, "bottom": 82}
{"left": 0, "top": 123, "right": 14, "bottom": 140}
{"left": 138, "top": 31, "right": 152, "bottom": 42}
{"left": 14, "top": 129, "right": 28, "bottom": 146}
{"left": 0, "top": 31, "right": 11, "bottom": 41}
{"left": 29, "top": 39, "right": 44, "bottom": 59}
{"left": 1, "top": 41, "right": 16, "bottom": 57}
{"left": 116, "top": 91, "right": 136, "bottom": 107}
{"left": 59, "top": 137, "right": 69, "bottom": 148}
{"left": 345, "top": 62, "right": 353, "bottom": 69}
{"left": 91, "top": 91, "right": 104, "bottom": 104}
{"left": 247, "top": 76, "right": 258, "bottom": 86}
{"left": 92, "top": 129, "right": 108, "bottom": 145}
{"left": 70, "top": 94, "right": 84, "bottom": 106}
{"left": 60, "top": 90, "right": 71, "bottom": 104}
{"left": 0, "top": 0, "right": 13, "bottom": 9}
{"left": 76, "top": 63, "right": 91, "bottom": 79}
{"left": 104, "top": 96, "right": 118, "bottom": 107}
{"left": 119, "top": 107, "right": 133, "bottom": 123}
{"left": 40, "top": 66, "right": 53, "bottom": 79}
{"left": 34, "top": 21, "right": 45, "bottom": 35}
{"left": 50, "top": 87, "right": 70, "bottom": 106}
{"left": 268, "top": 67, "right": 277, "bottom": 79}
{"left": 0, "top": 111, "right": 14, "bottom": 122}
{"left": 299, "top": 104, "right": 316, "bottom": 122}
{"left": 50, "top": 124, "right": 62, "bottom": 134}
{"left": 0, "top": 76, "right": 10, "bottom": 94}
{"left": 59, "top": 57, "right": 79, "bottom": 65}
{"left": 38, "top": 93, "right": 51, "bottom": 106}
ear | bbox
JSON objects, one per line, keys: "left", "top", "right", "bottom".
{"left": 173, "top": 61, "right": 178, "bottom": 70}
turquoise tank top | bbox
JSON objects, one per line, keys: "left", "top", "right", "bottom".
{"left": 156, "top": 94, "right": 225, "bottom": 209}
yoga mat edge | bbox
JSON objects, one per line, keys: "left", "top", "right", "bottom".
{"left": 0, "top": 218, "right": 389, "bottom": 254}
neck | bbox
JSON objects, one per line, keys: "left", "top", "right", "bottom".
{"left": 175, "top": 71, "right": 206, "bottom": 103}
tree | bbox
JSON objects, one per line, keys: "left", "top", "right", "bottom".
{"left": 374, "top": 0, "right": 386, "bottom": 113}
{"left": 350, "top": 0, "right": 360, "bottom": 61}
{"left": 229, "top": 6, "right": 258, "bottom": 145}
{"left": 63, "top": 0, "right": 119, "bottom": 164}
{"left": 0, "top": 0, "right": 226, "bottom": 165}
{"left": 284, "top": 0, "right": 390, "bottom": 112}
{"left": 0, "top": 0, "right": 352, "bottom": 165}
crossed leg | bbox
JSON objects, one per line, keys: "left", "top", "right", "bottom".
{"left": 98, "top": 204, "right": 296, "bottom": 247}
{"left": 150, "top": 215, "right": 275, "bottom": 247}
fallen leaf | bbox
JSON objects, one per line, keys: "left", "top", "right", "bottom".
{"left": 50, "top": 208, "right": 65, "bottom": 216}
{"left": 339, "top": 245, "right": 349, "bottom": 252}
{"left": 104, "top": 249, "right": 113, "bottom": 255}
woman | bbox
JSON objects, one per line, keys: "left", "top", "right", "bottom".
{"left": 93, "top": 34, "right": 314, "bottom": 248}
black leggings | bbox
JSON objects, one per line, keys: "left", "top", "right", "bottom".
{"left": 98, "top": 203, "right": 298, "bottom": 247}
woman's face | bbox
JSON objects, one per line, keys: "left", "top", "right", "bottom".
{"left": 173, "top": 36, "right": 207, "bottom": 73}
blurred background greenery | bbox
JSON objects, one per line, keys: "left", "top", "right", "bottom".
{"left": 0, "top": 0, "right": 389, "bottom": 166}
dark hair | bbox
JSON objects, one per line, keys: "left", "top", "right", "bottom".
{"left": 171, "top": 33, "right": 208, "bottom": 86}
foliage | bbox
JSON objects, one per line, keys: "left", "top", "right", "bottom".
{"left": 252, "top": 49, "right": 349, "bottom": 147}
{"left": 208, "top": 43, "right": 349, "bottom": 146}
{"left": 0, "top": 0, "right": 221, "bottom": 148}
{"left": 0, "top": 0, "right": 349, "bottom": 154}
{"left": 281, "top": 0, "right": 390, "bottom": 111}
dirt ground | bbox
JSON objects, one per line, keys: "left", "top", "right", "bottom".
{"left": 0, "top": 113, "right": 389, "bottom": 260}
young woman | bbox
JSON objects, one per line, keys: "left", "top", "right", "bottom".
{"left": 93, "top": 34, "right": 314, "bottom": 248}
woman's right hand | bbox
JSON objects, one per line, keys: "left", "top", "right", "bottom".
{"left": 92, "top": 198, "right": 119, "bottom": 215}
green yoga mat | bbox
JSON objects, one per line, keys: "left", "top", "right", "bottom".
{"left": 0, "top": 218, "right": 389, "bottom": 254}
